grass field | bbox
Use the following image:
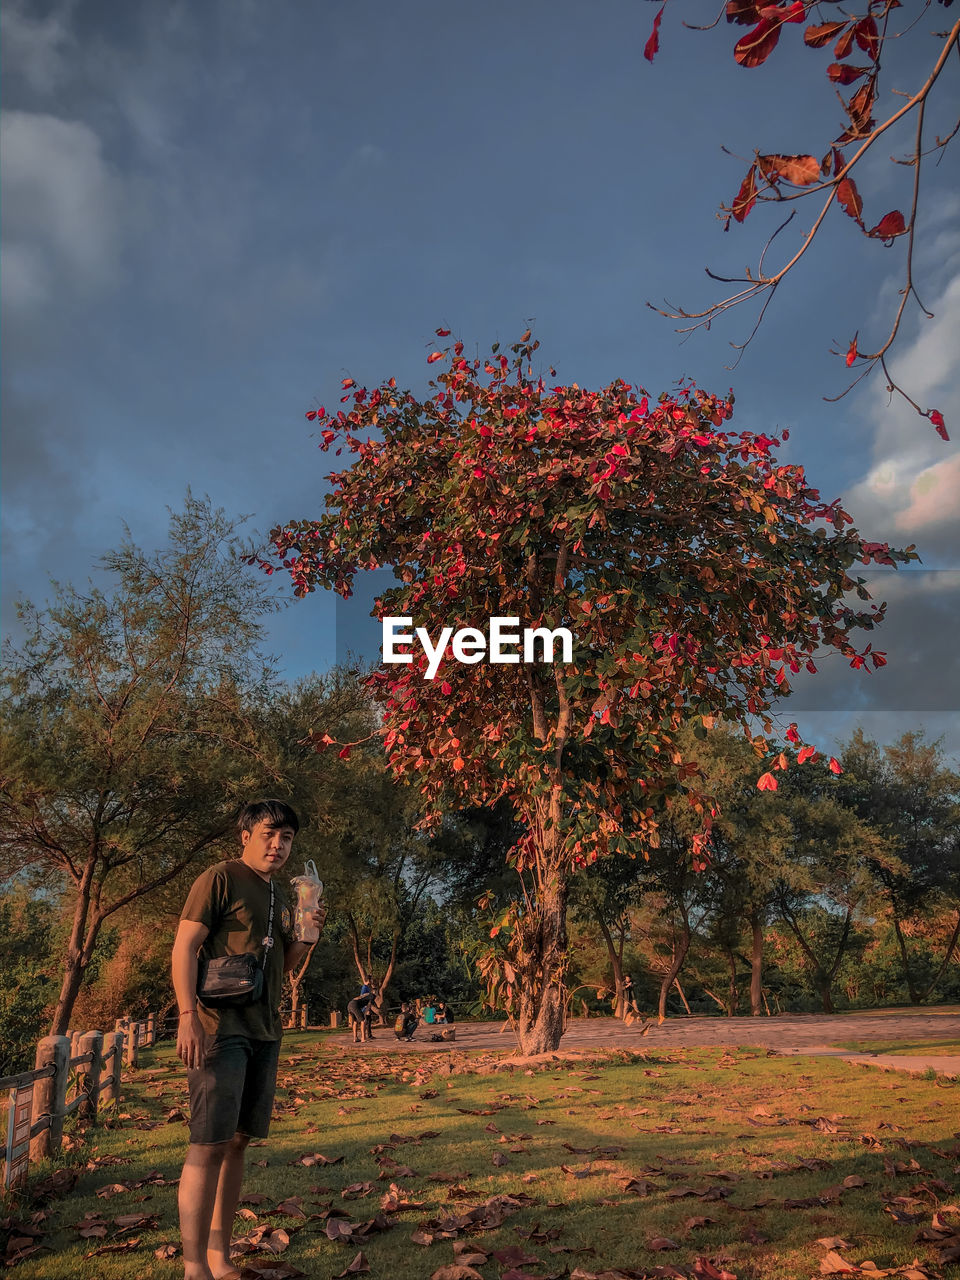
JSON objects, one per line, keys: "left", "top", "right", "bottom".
{"left": 830, "top": 1040, "right": 960, "bottom": 1057}
{"left": 5, "top": 1035, "right": 960, "bottom": 1280}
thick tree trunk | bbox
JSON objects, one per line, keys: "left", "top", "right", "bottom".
{"left": 50, "top": 864, "right": 100, "bottom": 1035}
{"left": 749, "top": 912, "right": 764, "bottom": 1017}
{"left": 51, "top": 952, "right": 87, "bottom": 1037}
{"left": 515, "top": 884, "right": 568, "bottom": 1055}
{"left": 817, "top": 978, "right": 835, "bottom": 1014}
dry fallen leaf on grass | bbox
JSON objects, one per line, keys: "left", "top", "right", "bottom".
{"left": 333, "top": 1251, "right": 370, "bottom": 1277}
{"left": 820, "top": 1250, "right": 859, "bottom": 1274}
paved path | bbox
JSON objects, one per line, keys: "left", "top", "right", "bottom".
{"left": 325, "top": 1008, "right": 960, "bottom": 1077}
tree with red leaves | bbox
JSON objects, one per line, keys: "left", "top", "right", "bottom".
{"left": 269, "top": 333, "right": 915, "bottom": 1053}
{"left": 645, "top": 0, "right": 958, "bottom": 440}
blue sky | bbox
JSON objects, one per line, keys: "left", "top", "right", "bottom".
{"left": 2, "top": 0, "right": 957, "bottom": 758}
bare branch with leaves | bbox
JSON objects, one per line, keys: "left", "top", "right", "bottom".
{"left": 645, "top": 0, "right": 958, "bottom": 439}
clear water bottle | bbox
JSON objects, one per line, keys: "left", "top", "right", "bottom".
{"left": 291, "top": 860, "right": 323, "bottom": 942}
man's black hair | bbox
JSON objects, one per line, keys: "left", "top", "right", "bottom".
{"left": 237, "top": 799, "right": 300, "bottom": 836}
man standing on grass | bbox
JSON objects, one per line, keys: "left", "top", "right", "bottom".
{"left": 171, "top": 799, "right": 325, "bottom": 1280}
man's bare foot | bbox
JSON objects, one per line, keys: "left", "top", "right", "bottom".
{"left": 207, "top": 1255, "right": 242, "bottom": 1280}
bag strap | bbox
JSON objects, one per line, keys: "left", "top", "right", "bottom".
{"left": 260, "top": 879, "right": 275, "bottom": 970}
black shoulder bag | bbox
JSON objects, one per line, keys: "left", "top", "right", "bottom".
{"left": 197, "top": 879, "right": 275, "bottom": 1008}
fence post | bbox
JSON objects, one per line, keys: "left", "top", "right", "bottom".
{"left": 147, "top": 1012, "right": 156, "bottom": 1047}
{"left": 100, "top": 1032, "right": 124, "bottom": 1107}
{"left": 124, "top": 1020, "right": 138, "bottom": 1069}
{"left": 78, "top": 1031, "right": 103, "bottom": 1124}
{"left": 29, "top": 1035, "right": 70, "bottom": 1160}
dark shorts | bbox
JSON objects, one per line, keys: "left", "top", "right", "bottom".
{"left": 347, "top": 1000, "right": 369, "bottom": 1024}
{"left": 187, "top": 1035, "right": 280, "bottom": 1145}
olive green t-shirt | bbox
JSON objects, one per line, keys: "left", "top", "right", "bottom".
{"left": 181, "top": 859, "right": 293, "bottom": 1042}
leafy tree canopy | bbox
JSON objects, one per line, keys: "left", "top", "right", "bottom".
{"left": 267, "top": 334, "right": 915, "bottom": 1051}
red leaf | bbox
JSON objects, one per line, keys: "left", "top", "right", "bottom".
{"left": 853, "top": 16, "right": 879, "bottom": 61}
{"left": 427, "top": 352, "right": 444, "bottom": 364}
{"left": 836, "top": 177, "right": 863, "bottom": 224}
{"left": 804, "top": 20, "right": 847, "bottom": 48}
{"left": 338, "top": 746, "right": 352, "bottom": 760}
{"left": 758, "top": 153, "right": 821, "bottom": 186}
{"left": 453, "top": 757, "right": 465, "bottom": 771}
{"left": 930, "top": 410, "right": 949, "bottom": 441}
{"left": 797, "top": 745, "right": 817, "bottom": 763}
{"left": 843, "top": 82, "right": 875, "bottom": 137}
{"left": 785, "top": 723, "right": 800, "bottom": 744}
{"left": 725, "top": 0, "right": 762, "bottom": 25}
{"left": 829, "top": 757, "right": 843, "bottom": 775}
{"left": 867, "top": 210, "right": 906, "bottom": 242}
{"left": 734, "top": 16, "right": 781, "bottom": 67}
{"left": 305, "top": 410, "right": 317, "bottom": 421}
{"left": 732, "top": 164, "right": 758, "bottom": 222}
{"left": 435, "top": 328, "right": 451, "bottom": 336}
{"left": 757, "top": 771, "right": 778, "bottom": 792}
{"left": 441, "top": 681, "right": 452, "bottom": 695}
{"left": 834, "top": 27, "right": 854, "bottom": 59}
{"left": 827, "top": 63, "right": 871, "bottom": 85}
{"left": 342, "top": 378, "right": 355, "bottom": 389}
{"left": 644, "top": 3, "right": 666, "bottom": 62}
{"left": 845, "top": 336, "right": 858, "bottom": 367}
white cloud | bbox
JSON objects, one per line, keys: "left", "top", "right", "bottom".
{"left": 842, "top": 271, "right": 960, "bottom": 563}
{"left": 0, "top": 111, "right": 123, "bottom": 311}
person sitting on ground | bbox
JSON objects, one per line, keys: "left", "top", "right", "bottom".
{"left": 423, "top": 998, "right": 436, "bottom": 1024}
{"left": 394, "top": 1001, "right": 418, "bottom": 1041}
{"left": 434, "top": 999, "right": 453, "bottom": 1024}
{"left": 347, "top": 988, "right": 377, "bottom": 1044}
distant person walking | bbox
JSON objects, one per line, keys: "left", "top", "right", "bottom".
{"left": 347, "top": 986, "right": 377, "bottom": 1043}
{"left": 623, "top": 975, "right": 640, "bottom": 1016}
{"left": 171, "top": 800, "right": 325, "bottom": 1280}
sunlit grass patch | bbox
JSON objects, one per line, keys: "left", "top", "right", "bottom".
{"left": 8, "top": 1036, "right": 959, "bottom": 1280}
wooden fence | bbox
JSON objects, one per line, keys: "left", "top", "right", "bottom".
{"left": 1, "top": 1013, "right": 156, "bottom": 1192}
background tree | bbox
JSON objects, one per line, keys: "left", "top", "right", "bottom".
{"left": 0, "top": 496, "right": 279, "bottom": 1035}
{"left": 0, "top": 892, "right": 61, "bottom": 1074}
{"left": 269, "top": 333, "right": 912, "bottom": 1053}
{"left": 840, "top": 729, "right": 960, "bottom": 1002}
{"left": 678, "top": 723, "right": 794, "bottom": 1015}
{"left": 570, "top": 850, "right": 648, "bottom": 1018}
{"left": 768, "top": 755, "right": 898, "bottom": 1012}
{"left": 646, "top": 0, "right": 958, "bottom": 436}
